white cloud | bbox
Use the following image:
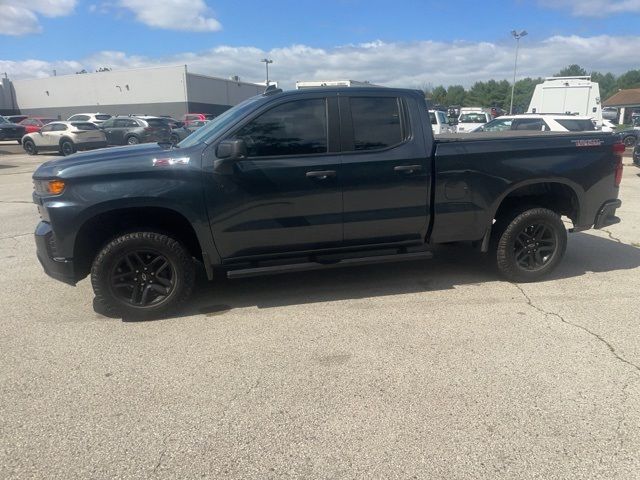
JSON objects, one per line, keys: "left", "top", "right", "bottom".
{"left": 2, "top": 35, "right": 639, "bottom": 88}
{"left": 0, "top": 0, "right": 77, "bottom": 36}
{"left": 538, "top": 0, "right": 640, "bottom": 16}
{"left": 116, "top": 0, "right": 221, "bottom": 32}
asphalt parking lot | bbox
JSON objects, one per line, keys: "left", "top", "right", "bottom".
{"left": 1, "top": 141, "right": 639, "bottom": 479}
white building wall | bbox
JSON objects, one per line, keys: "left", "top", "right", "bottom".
{"left": 186, "top": 73, "right": 263, "bottom": 106}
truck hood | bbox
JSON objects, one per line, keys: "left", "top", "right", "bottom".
{"left": 32, "top": 143, "right": 188, "bottom": 179}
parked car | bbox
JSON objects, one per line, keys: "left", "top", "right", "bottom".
{"left": 634, "top": 143, "right": 639, "bottom": 167}
{"left": 602, "top": 107, "right": 618, "bottom": 122}
{"left": 32, "top": 87, "right": 623, "bottom": 318}
{"left": 0, "top": 116, "right": 26, "bottom": 143}
{"left": 429, "top": 110, "right": 453, "bottom": 135}
{"left": 20, "top": 117, "right": 58, "bottom": 134}
{"left": 22, "top": 121, "right": 106, "bottom": 156}
{"left": 6, "top": 115, "right": 28, "bottom": 124}
{"left": 618, "top": 128, "right": 639, "bottom": 148}
{"left": 169, "top": 119, "right": 209, "bottom": 144}
{"left": 456, "top": 108, "right": 492, "bottom": 133}
{"left": 67, "top": 113, "right": 112, "bottom": 125}
{"left": 98, "top": 116, "right": 171, "bottom": 145}
{"left": 183, "top": 113, "right": 216, "bottom": 126}
{"left": 472, "top": 114, "right": 596, "bottom": 133}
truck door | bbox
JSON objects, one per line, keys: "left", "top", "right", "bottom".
{"left": 204, "top": 95, "right": 343, "bottom": 259}
{"left": 339, "top": 94, "right": 431, "bottom": 245}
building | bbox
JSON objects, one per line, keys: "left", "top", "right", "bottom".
{"left": 295, "top": 80, "right": 376, "bottom": 89}
{"left": 1, "top": 65, "right": 264, "bottom": 120}
{"left": 602, "top": 88, "right": 640, "bottom": 124}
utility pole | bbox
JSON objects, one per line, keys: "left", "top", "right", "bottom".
{"left": 509, "top": 30, "right": 527, "bottom": 115}
{"left": 261, "top": 58, "right": 273, "bottom": 86}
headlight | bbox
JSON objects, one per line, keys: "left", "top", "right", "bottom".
{"left": 34, "top": 179, "right": 66, "bottom": 195}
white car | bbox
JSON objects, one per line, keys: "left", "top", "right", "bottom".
{"left": 456, "top": 108, "right": 491, "bottom": 133}
{"left": 430, "top": 110, "right": 453, "bottom": 135}
{"left": 22, "top": 121, "right": 107, "bottom": 156}
{"left": 472, "top": 114, "right": 596, "bottom": 133}
{"left": 67, "top": 113, "right": 112, "bottom": 125}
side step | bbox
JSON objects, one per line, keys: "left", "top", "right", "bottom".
{"left": 226, "top": 251, "right": 433, "bottom": 279}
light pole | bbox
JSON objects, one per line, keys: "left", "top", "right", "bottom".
{"left": 509, "top": 30, "right": 527, "bottom": 115}
{"left": 261, "top": 58, "right": 273, "bottom": 86}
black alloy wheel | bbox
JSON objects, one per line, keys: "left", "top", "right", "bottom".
{"left": 109, "top": 250, "right": 175, "bottom": 307}
{"left": 23, "top": 139, "right": 37, "bottom": 155}
{"left": 513, "top": 223, "right": 557, "bottom": 271}
{"left": 623, "top": 135, "right": 636, "bottom": 148}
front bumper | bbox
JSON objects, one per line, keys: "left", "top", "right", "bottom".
{"left": 34, "top": 221, "right": 76, "bottom": 286}
{"left": 593, "top": 199, "right": 622, "bottom": 229}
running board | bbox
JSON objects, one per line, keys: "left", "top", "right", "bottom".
{"left": 226, "top": 251, "right": 433, "bottom": 279}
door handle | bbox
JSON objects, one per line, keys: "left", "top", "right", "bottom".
{"left": 394, "top": 165, "right": 422, "bottom": 174}
{"left": 306, "top": 170, "right": 336, "bottom": 180}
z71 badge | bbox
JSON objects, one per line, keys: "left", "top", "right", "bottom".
{"left": 572, "top": 139, "right": 604, "bottom": 147}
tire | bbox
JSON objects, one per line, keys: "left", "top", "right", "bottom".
{"left": 60, "top": 140, "right": 75, "bottom": 156}
{"left": 17, "top": 138, "right": 22, "bottom": 145}
{"left": 492, "top": 207, "right": 567, "bottom": 282}
{"left": 23, "top": 139, "right": 37, "bottom": 155}
{"left": 91, "top": 232, "right": 195, "bottom": 319}
{"left": 126, "top": 136, "right": 140, "bottom": 145}
{"left": 622, "top": 135, "right": 636, "bottom": 148}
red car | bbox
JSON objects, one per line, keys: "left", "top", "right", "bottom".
{"left": 20, "top": 117, "right": 58, "bottom": 134}
{"left": 182, "top": 113, "right": 215, "bottom": 127}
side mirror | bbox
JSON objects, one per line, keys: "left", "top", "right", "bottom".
{"left": 214, "top": 139, "right": 247, "bottom": 175}
{"left": 216, "top": 139, "right": 247, "bottom": 160}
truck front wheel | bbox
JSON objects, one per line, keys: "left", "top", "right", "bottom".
{"left": 91, "top": 232, "right": 195, "bottom": 319}
{"left": 493, "top": 207, "right": 567, "bottom": 282}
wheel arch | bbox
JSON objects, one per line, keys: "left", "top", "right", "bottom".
{"left": 72, "top": 204, "right": 213, "bottom": 281}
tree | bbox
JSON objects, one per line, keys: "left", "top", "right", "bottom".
{"left": 615, "top": 70, "right": 640, "bottom": 90}
{"left": 445, "top": 85, "right": 466, "bottom": 106}
{"left": 430, "top": 86, "right": 447, "bottom": 105}
{"left": 554, "top": 64, "right": 587, "bottom": 77}
{"left": 591, "top": 71, "right": 617, "bottom": 101}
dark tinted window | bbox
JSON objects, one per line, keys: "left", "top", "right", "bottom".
{"left": 114, "top": 119, "right": 138, "bottom": 128}
{"left": 145, "top": 119, "right": 166, "bottom": 128}
{"left": 53, "top": 124, "right": 68, "bottom": 131}
{"left": 71, "top": 122, "right": 98, "bottom": 130}
{"left": 101, "top": 119, "right": 115, "bottom": 128}
{"left": 512, "top": 118, "right": 548, "bottom": 131}
{"left": 70, "top": 115, "right": 90, "bottom": 121}
{"left": 234, "top": 99, "right": 327, "bottom": 157}
{"left": 350, "top": 97, "right": 402, "bottom": 151}
{"left": 555, "top": 119, "right": 595, "bottom": 131}
{"left": 41, "top": 124, "right": 54, "bottom": 132}
{"left": 95, "top": 114, "right": 111, "bottom": 120}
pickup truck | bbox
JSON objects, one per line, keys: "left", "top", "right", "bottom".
{"left": 32, "top": 86, "right": 624, "bottom": 318}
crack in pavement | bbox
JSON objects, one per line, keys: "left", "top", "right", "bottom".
{"left": 0, "top": 232, "right": 31, "bottom": 242}
{"left": 0, "top": 200, "right": 32, "bottom": 204}
{"left": 513, "top": 283, "right": 640, "bottom": 375}
{"left": 152, "top": 432, "right": 172, "bottom": 475}
{"left": 601, "top": 229, "right": 623, "bottom": 244}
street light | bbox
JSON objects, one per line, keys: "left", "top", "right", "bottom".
{"left": 261, "top": 58, "right": 273, "bottom": 86}
{"left": 509, "top": 30, "right": 527, "bottom": 115}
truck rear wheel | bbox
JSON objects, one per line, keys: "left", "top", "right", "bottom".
{"left": 493, "top": 207, "right": 567, "bottom": 282}
{"left": 91, "top": 232, "right": 195, "bottom": 319}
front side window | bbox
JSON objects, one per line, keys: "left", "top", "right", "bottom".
{"left": 512, "top": 118, "right": 548, "bottom": 131}
{"left": 41, "top": 124, "right": 55, "bottom": 133}
{"left": 350, "top": 97, "right": 403, "bottom": 151}
{"left": 481, "top": 118, "right": 513, "bottom": 132}
{"left": 53, "top": 124, "right": 68, "bottom": 131}
{"left": 233, "top": 99, "right": 327, "bottom": 157}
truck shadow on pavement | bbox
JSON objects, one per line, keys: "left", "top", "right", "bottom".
{"left": 142, "top": 231, "right": 640, "bottom": 321}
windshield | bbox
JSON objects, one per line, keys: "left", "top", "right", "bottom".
{"left": 179, "top": 95, "right": 266, "bottom": 148}
{"left": 459, "top": 113, "right": 488, "bottom": 123}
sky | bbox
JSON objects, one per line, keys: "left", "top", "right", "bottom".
{"left": 0, "top": 0, "right": 639, "bottom": 89}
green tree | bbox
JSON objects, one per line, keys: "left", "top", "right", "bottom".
{"left": 430, "top": 86, "right": 447, "bottom": 105}
{"left": 616, "top": 70, "right": 640, "bottom": 90}
{"left": 591, "top": 71, "right": 617, "bottom": 101}
{"left": 445, "top": 85, "right": 466, "bottom": 106}
{"left": 555, "top": 64, "right": 587, "bottom": 77}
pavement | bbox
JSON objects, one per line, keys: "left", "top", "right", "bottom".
{"left": 1, "top": 141, "right": 639, "bottom": 479}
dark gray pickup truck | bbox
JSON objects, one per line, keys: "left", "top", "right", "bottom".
{"left": 32, "top": 87, "right": 624, "bottom": 318}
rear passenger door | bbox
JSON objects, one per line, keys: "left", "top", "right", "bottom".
{"left": 339, "top": 94, "right": 431, "bottom": 245}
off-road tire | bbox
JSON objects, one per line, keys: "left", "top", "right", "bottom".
{"left": 492, "top": 207, "right": 567, "bottom": 282}
{"left": 91, "top": 232, "right": 195, "bottom": 319}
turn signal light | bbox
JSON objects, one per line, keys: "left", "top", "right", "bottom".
{"left": 47, "top": 180, "right": 66, "bottom": 195}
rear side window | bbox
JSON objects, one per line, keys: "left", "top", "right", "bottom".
{"left": 350, "top": 97, "right": 403, "bottom": 151}
{"left": 512, "top": 118, "right": 549, "bottom": 131}
{"left": 95, "top": 114, "right": 111, "bottom": 120}
{"left": 555, "top": 119, "right": 595, "bottom": 131}
{"left": 145, "top": 119, "right": 166, "bottom": 127}
{"left": 72, "top": 122, "right": 97, "bottom": 130}
{"left": 69, "top": 115, "right": 90, "bottom": 121}
{"left": 233, "top": 98, "right": 327, "bottom": 157}
{"left": 429, "top": 112, "right": 437, "bottom": 125}
{"left": 53, "top": 124, "right": 68, "bottom": 131}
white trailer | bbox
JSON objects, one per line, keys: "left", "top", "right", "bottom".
{"left": 295, "top": 80, "right": 377, "bottom": 89}
{"left": 527, "top": 76, "right": 603, "bottom": 127}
